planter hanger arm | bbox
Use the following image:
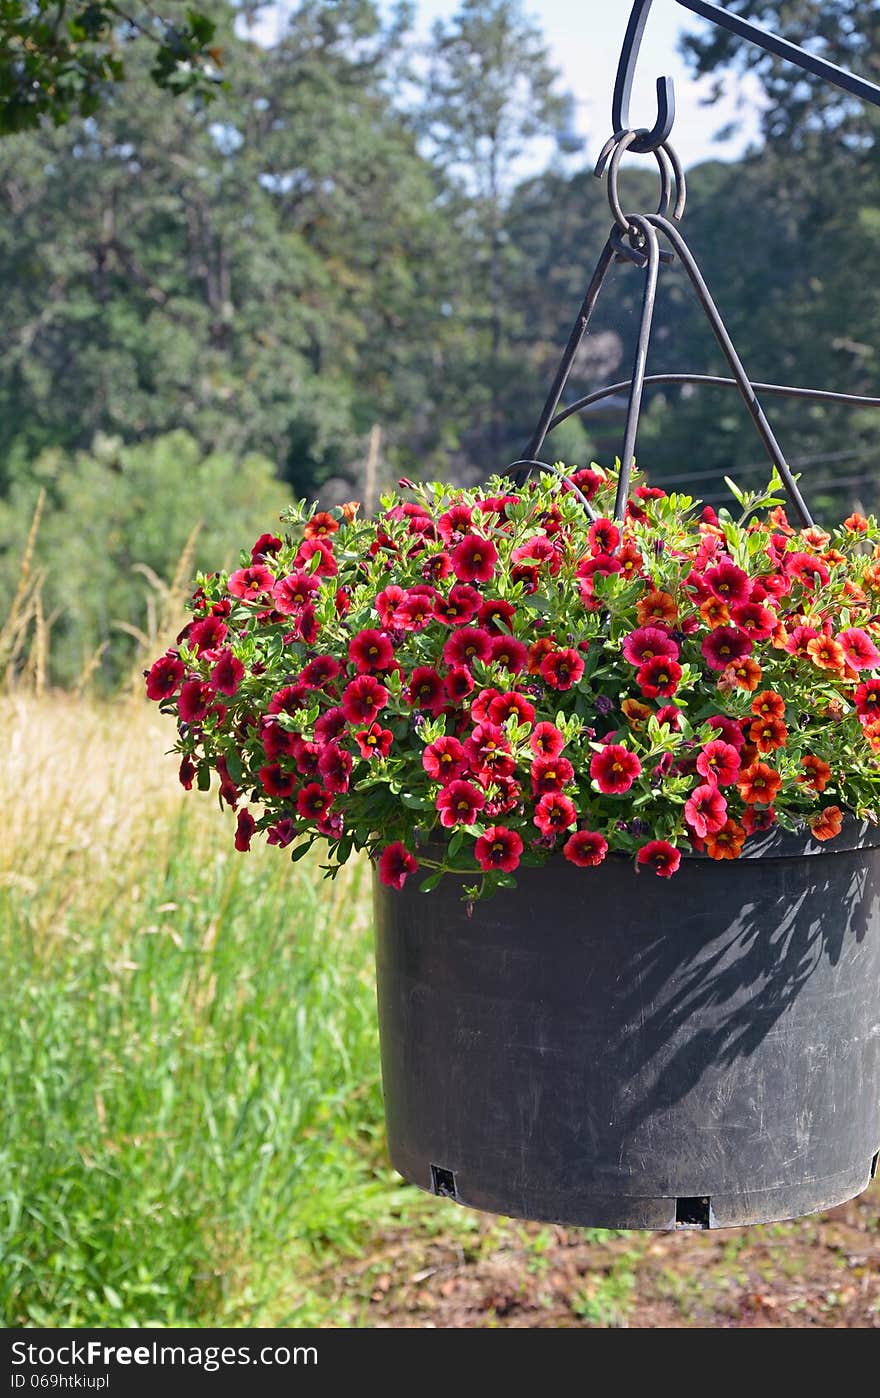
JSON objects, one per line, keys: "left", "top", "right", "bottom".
{"left": 616, "top": 0, "right": 880, "bottom": 153}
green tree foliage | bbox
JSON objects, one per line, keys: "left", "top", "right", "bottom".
{"left": 0, "top": 1, "right": 221, "bottom": 132}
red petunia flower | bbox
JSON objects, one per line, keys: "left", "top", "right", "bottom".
{"left": 296, "top": 783, "right": 333, "bottom": 821}
{"left": 854, "top": 678, "right": 880, "bottom": 718}
{"left": 375, "top": 585, "right": 407, "bottom": 626}
{"left": 436, "top": 780, "right": 486, "bottom": 827}
{"left": 705, "top": 561, "right": 751, "bottom": 606}
{"left": 656, "top": 704, "right": 684, "bottom": 731}
{"left": 291, "top": 738, "right": 320, "bottom": 777}
{"left": 297, "top": 604, "right": 320, "bottom": 645}
{"left": 809, "top": 805, "right": 843, "bottom": 842}
{"left": 588, "top": 517, "right": 620, "bottom": 556}
{"left": 443, "top": 626, "right": 493, "bottom": 668}
{"left": 530, "top": 722, "right": 565, "bottom": 758}
{"left": 799, "top": 754, "right": 832, "bottom": 792}
{"left": 541, "top": 647, "right": 585, "bottom": 691}
{"left": 407, "top": 666, "right": 447, "bottom": 714}
{"left": 234, "top": 808, "right": 256, "bottom": 852}
{"left": 273, "top": 572, "right": 319, "bottom": 614}
{"left": 423, "top": 736, "right": 468, "bottom": 785}
{"left": 470, "top": 688, "right": 500, "bottom": 723}
{"left": 748, "top": 715, "right": 788, "bottom": 753}
{"left": 294, "top": 538, "right": 338, "bottom": 577}
{"left": 695, "top": 740, "right": 741, "bottom": 787}
{"left": 514, "top": 535, "right": 562, "bottom": 575}
{"left": 432, "top": 585, "right": 481, "bottom": 625}
{"left": 576, "top": 554, "right": 623, "bottom": 604}
{"left": 146, "top": 651, "right": 184, "bottom": 701}
{"left": 178, "top": 678, "right": 213, "bottom": 724}
{"left": 738, "top": 762, "right": 782, "bottom": 805}
{"left": 478, "top": 598, "right": 515, "bottom": 633}
{"left": 591, "top": 744, "right": 642, "bottom": 795}
{"left": 788, "top": 551, "right": 830, "bottom": 589}
{"left": 475, "top": 826, "right": 523, "bottom": 873}
{"left": 636, "top": 656, "right": 682, "bottom": 698}
{"left": 251, "top": 532, "right": 282, "bottom": 561}
{"left": 444, "top": 666, "right": 475, "bottom": 702}
{"left": 300, "top": 655, "right": 342, "bottom": 690}
{"left": 563, "top": 830, "right": 608, "bottom": 867}
{"left": 228, "top": 564, "right": 274, "bottom": 599}
{"left": 741, "top": 808, "right": 777, "bottom": 837}
{"left": 258, "top": 763, "right": 297, "bottom": 798}
{"left": 437, "top": 504, "right": 475, "bottom": 544}
{"left": 704, "top": 819, "right": 746, "bottom": 860}
{"left": 341, "top": 675, "right": 387, "bottom": 724}
{"left": 355, "top": 724, "right": 393, "bottom": 760}
{"left": 451, "top": 534, "right": 498, "bottom": 583}
{"left": 422, "top": 551, "right": 452, "bottom": 582}
{"left": 464, "top": 723, "right": 514, "bottom": 778}
{"left": 838, "top": 628, "right": 880, "bottom": 672}
{"left": 533, "top": 792, "right": 577, "bottom": 835}
{"left": 636, "top": 841, "right": 681, "bottom": 878}
{"left": 785, "top": 624, "right": 820, "bottom": 659}
{"left": 394, "top": 589, "right": 435, "bottom": 631}
{"left": 621, "top": 626, "right": 679, "bottom": 667}
{"left": 378, "top": 842, "right": 418, "bottom": 890}
{"left": 488, "top": 692, "right": 535, "bottom": 727}
{"left": 314, "top": 707, "right": 348, "bottom": 745}
{"left": 318, "top": 742, "right": 354, "bottom": 793}
{"left": 178, "top": 755, "right": 196, "bottom": 789}
{"left": 730, "top": 601, "right": 775, "bottom": 639}
{"left": 701, "top": 626, "right": 752, "bottom": 672}
{"left": 684, "top": 783, "right": 728, "bottom": 839}
{"left": 349, "top": 629, "right": 394, "bottom": 673}
{"left": 531, "top": 755, "right": 574, "bottom": 795}
{"left": 209, "top": 648, "right": 245, "bottom": 696}
{"left": 490, "top": 635, "right": 528, "bottom": 674}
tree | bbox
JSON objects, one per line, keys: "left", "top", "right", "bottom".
{"left": 0, "top": 1, "right": 222, "bottom": 133}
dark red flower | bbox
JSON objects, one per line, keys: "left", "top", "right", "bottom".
{"left": 701, "top": 626, "right": 752, "bottom": 672}
{"left": 251, "top": 533, "right": 282, "bottom": 561}
{"left": 234, "top": 808, "right": 256, "bottom": 852}
{"left": 294, "top": 538, "right": 337, "bottom": 577}
{"left": 422, "top": 736, "right": 468, "bottom": 785}
{"left": 266, "top": 818, "right": 296, "bottom": 847}
{"left": 209, "top": 648, "right": 245, "bottom": 696}
{"left": 291, "top": 738, "right": 320, "bottom": 777}
{"left": 432, "top": 585, "right": 481, "bottom": 625}
{"left": 317, "top": 742, "right": 353, "bottom": 793}
{"left": 355, "top": 724, "right": 393, "bottom": 760}
{"left": 490, "top": 635, "right": 528, "bottom": 674}
{"left": 488, "top": 692, "right": 535, "bottom": 726}
{"left": 684, "top": 784, "right": 728, "bottom": 839}
{"left": 451, "top": 534, "right": 498, "bottom": 583}
{"left": 228, "top": 564, "right": 274, "bottom": 599}
{"left": 422, "top": 551, "right": 452, "bottom": 581}
{"left": 531, "top": 755, "right": 574, "bottom": 795}
{"left": 341, "top": 675, "right": 387, "bottom": 724}
{"left": 443, "top": 626, "right": 493, "bottom": 668}
{"left": 378, "top": 842, "right": 419, "bottom": 890}
{"left": 296, "top": 783, "right": 333, "bottom": 821}
{"left": 297, "top": 605, "right": 320, "bottom": 645}
{"left": 464, "top": 723, "right": 514, "bottom": 778}
{"left": 407, "top": 666, "right": 446, "bottom": 714}
{"left": 444, "top": 666, "right": 475, "bottom": 702}
{"left": 656, "top": 704, "right": 684, "bottom": 731}
{"left": 588, "top": 517, "right": 620, "bottom": 556}
{"left": 563, "top": 830, "right": 608, "bottom": 867}
{"left": 568, "top": 467, "right": 605, "bottom": 499}
{"left": 436, "top": 780, "right": 486, "bottom": 827}
{"left": 187, "top": 615, "right": 229, "bottom": 653}
{"left": 621, "top": 626, "right": 679, "bottom": 667}
{"left": 706, "top": 714, "right": 746, "bottom": 751}
{"left": 178, "top": 754, "right": 196, "bottom": 790}
{"left": 146, "top": 651, "right": 184, "bottom": 701}
{"left": 478, "top": 598, "right": 515, "bottom": 633}
{"left": 437, "top": 504, "right": 475, "bottom": 544}
{"left": 730, "top": 601, "right": 775, "bottom": 639}
{"left": 530, "top": 722, "right": 565, "bottom": 758}
{"left": 349, "top": 629, "right": 394, "bottom": 674}
{"left": 636, "top": 840, "right": 681, "bottom": 878}
{"left": 258, "top": 763, "right": 297, "bottom": 798}
{"left": 533, "top": 793, "right": 577, "bottom": 835}
{"left": 178, "top": 679, "right": 213, "bottom": 724}
{"left": 591, "top": 744, "right": 642, "bottom": 795}
{"left": 742, "top": 807, "right": 777, "bottom": 836}
{"left": 300, "top": 655, "right": 342, "bottom": 690}
{"left": 273, "top": 572, "right": 319, "bottom": 614}
{"left": 314, "top": 707, "right": 348, "bottom": 745}
{"left": 696, "top": 741, "right": 741, "bottom": 787}
{"left": 475, "top": 826, "right": 523, "bottom": 873}
{"left": 541, "top": 647, "right": 585, "bottom": 691}
{"left": 705, "top": 561, "right": 751, "bottom": 606}
{"left": 260, "top": 717, "right": 297, "bottom": 760}
{"left": 636, "top": 656, "right": 682, "bottom": 698}
{"left": 854, "top": 679, "right": 880, "bottom": 718}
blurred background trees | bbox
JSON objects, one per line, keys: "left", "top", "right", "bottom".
{"left": 0, "top": 0, "right": 877, "bottom": 686}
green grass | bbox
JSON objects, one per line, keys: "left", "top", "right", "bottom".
{"left": 0, "top": 697, "right": 403, "bottom": 1325}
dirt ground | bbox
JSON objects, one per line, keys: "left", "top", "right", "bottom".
{"left": 330, "top": 1178, "right": 880, "bottom": 1327}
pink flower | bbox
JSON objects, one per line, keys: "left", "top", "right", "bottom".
{"left": 839, "top": 628, "right": 880, "bottom": 671}
{"left": 228, "top": 565, "right": 274, "bottom": 599}
{"left": 695, "top": 741, "right": 741, "bottom": 787}
{"left": 378, "top": 842, "right": 418, "bottom": 890}
{"left": 684, "top": 784, "right": 728, "bottom": 838}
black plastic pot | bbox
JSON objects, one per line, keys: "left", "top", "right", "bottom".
{"left": 372, "top": 820, "right": 880, "bottom": 1230}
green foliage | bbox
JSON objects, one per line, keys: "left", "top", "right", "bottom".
{"left": 0, "top": 431, "right": 291, "bottom": 686}
{"left": 0, "top": 1, "right": 221, "bottom": 133}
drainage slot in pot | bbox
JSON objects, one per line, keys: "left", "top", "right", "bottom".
{"left": 430, "top": 1164, "right": 458, "bottom": 1200}
{"left": 871, "top": 1151, "right": 879, "bottom": 1181}
{"left": 675, "top": 1196, "right": 711, "bottom": 1229}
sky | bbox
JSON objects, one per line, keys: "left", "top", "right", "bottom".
{"left": 248, "top": 1, "right": 765, "bottom": 170}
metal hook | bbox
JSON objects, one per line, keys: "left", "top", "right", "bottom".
{"left": 612, "top": 1, "right": 676, "bottom": 155}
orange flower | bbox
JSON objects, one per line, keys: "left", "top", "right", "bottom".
{"left": 621, "top": 698, "right": 653, "bottom": 726}
{"left": 799, "top": 755, "right": 832, "bottom": 792}
{"left": 617, "top": 541, "right": 643, "bottom": 579}
{"left": 806, "top": 636, "right": 846, "bottom": 675}
{"left": 527, "top": 638, "right": 554, "bottom": 674}
{"left": 303, "top": 511, "right": 340, "bottom": 539}
{"left": 729, "top": 658, "right": 762, "bottom": 692}
{"left": 699, "top": 597, "right": 730, "bottom": 628}
{"left": 844, "top": 512, "right": 868, "bottom": 534}
{"left": 864, "top": 563, "right": 880, "bottom": 595}
{"left": 636, "top": 590, "right": 678, "bottom": 626}
{"left": 748, "top": 715, "right": 788, "bottom": 753}
{"left": 751, "top": 690, "right": 786, "bottom": 719}
{"left": 738, "top": 762, "right": 783, "bottom": 805}
{"left": 704, "top": 819, "right": 747, "bottom": 860}
{"left": 809, "top": 805, "right": 843, "bottom": 842}
{"left": 340, "top": 501, "right": 361, "bottom": 522}
{"left": 801, "top": 526, "right": 830, "bottom": 549}
{"left": 768, "top": 506, "right": 794, "bottom": 536}
{"left": 770, "top": 620, "right": 790, "bottom": 650}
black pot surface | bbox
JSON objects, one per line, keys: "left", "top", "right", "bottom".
{"left": 372, "top": 821, "right": 880, "bottom": 1229}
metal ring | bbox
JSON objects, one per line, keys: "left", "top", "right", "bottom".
{"left": 595, "top": 129, "right": 686, "bottom": 238}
